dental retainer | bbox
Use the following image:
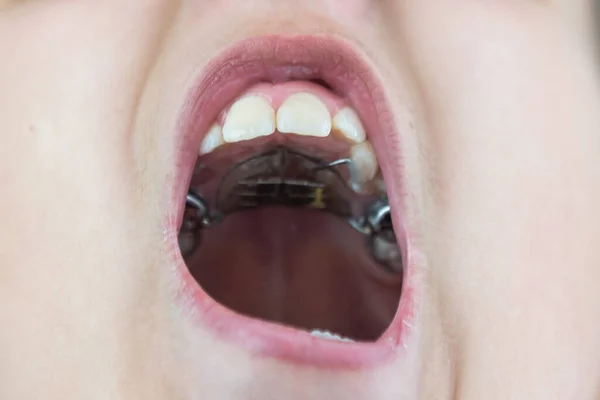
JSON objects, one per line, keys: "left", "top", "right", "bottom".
{"left": 178, "top": 145, "right": 402, "bottom": 275}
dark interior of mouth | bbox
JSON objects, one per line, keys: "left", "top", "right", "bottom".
{"left": 180, "top": 160, "right": 404, "bottom": 343}
{"left": 183, "top": 201, "right": 403, "bottom": 341}
{"left": 179, "top": 82, "right": 403, "bottom": 342}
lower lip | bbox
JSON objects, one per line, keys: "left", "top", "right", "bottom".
{"left": 166, "top": 35, "right": 416, "bottom": 369}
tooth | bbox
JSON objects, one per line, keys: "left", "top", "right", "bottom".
{"left": 199, "top": 123, "right": 224, "bottom": 154}
{"left": 277, "top": 92, "right": 331, "bottom": 137}
{"left": 310, "top": 329, "right": 354, "bottom": 343}
{"left": 374, "top": 176, "right": 386, "bottom": 193}
{"left": 332, "top": 107, "right": 366, "bottom": 143}
{"left": 350, "top": 141, "right": 378, "bottom": 184}
{"left": 222, "top": 95, "right": 276, "bottom": 143}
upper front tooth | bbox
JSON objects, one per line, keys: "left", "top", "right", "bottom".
{"left": 276, "top": 92, "right": 331, "bottom": 137}
{"left": 332, "top": 107, "right": 366, "bottom": 143}
{"left": 200, "top": 123, "right": 224, "bottom": 154}
{"left": 222, "top": 95, "right": 276, "bottom": 143}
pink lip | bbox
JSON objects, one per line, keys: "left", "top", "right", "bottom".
{"left": 166, "top": 35, "right": 416, "bottom": 369}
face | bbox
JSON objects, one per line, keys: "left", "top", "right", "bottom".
{"left": 1, "top": 0, "right": 600, "bottom": 398}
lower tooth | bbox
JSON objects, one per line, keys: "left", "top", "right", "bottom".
{"left": 310, "top": 329, "right": 355, "bottom": 343}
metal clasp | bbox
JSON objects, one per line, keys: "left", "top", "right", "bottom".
{"left": 178, "top": 191, "right": 222, "bottom": 258}
{"left": 349, "top": 197, "right": 403, "bottom": 275}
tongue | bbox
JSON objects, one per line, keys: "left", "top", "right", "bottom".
{"left": 186, "top": 206, "right": 401, "bottom": 341}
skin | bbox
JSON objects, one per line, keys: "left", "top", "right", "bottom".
{"left": 1, "top": 0, "right": 600, "bottom": 398}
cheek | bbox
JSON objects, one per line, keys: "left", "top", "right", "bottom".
{"left": 404, "top": 1, "right": 600, "bottom": 391}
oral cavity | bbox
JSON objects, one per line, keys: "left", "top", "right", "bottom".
{"left": 198, "top": 81, "right": 380, "bottom": 193}
{"left": 183, "top": 79, "right": 402, "bottom": 343}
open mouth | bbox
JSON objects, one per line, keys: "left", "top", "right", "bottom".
{"left": 169, "top": 36, "right": 414, "bottom": 368}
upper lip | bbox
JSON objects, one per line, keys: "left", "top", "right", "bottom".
{"left": 167, "top": 34, "right": 415, "bottom": 369}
